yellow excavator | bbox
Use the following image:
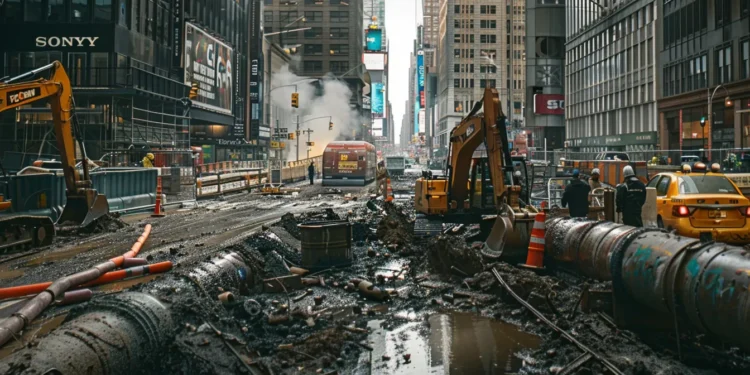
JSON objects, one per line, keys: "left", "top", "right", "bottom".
{"left": 414, "top": 87, "right": 536, "bottom": 257}
{"left": 0, "top": 61, "right": 109, "bottom": 251}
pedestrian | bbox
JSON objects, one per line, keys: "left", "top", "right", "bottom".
{"left": 616, "top": 165, "right": 646, "bottom": 227}
{"left": 561, "top": 169, "right": 591, "bottom": 218}
{"left": 308, "top": 162, "right": 315, "bottom": 185}
{"left": 142, "top": 153, "right": 155, "bottom": 168}
{"left": 588, "top": 168, "right": 602, "bottom": 190}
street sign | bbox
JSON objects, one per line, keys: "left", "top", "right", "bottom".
{"left": 271, "top": 141, "right": 281, "bottom": 149}
{"left": 278, "top": 128, "right": 288, "bottom": 133}
{"left": 306, "top": 142, "right": 315, "bottom": 146}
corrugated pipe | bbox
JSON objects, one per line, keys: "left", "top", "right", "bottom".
{"left": 0, "top": 251, "right": 251, "bottom": 374}
{"left": 0, "top": 224, "right": 152, "bottom": 348}
{"left": 545, "top": 218, "right": 750, "bottom": 352}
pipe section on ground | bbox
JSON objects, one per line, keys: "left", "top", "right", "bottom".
{"left": 546, "top": 217, "right": 750, "bottom": 351}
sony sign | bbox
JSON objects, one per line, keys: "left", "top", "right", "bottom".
{"left": 533, "top": 94, "right": 565, "bottom": 115}
{"left": 35, "top": 36, "right": 100, "bottom": 48}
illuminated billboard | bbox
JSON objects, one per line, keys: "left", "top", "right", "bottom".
{"left": 417, "top": 50, "right": 425, "bottom": 108}
{"left": 362, "top": 53, "right": 385, "bottom": 71}
{"left": 371, "top": 83, "right": 385, "bottom": 118}
{"left": 184, "top": 23, "right": 234, "bottom": 115}
{"left": 365, "top": 29, "right": 383, "bottom": 52}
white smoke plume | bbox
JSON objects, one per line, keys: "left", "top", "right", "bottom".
{"left": 270, "top": 65, "right": 363, "bottom": 161}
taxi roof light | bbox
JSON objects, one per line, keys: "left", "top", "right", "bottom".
{"left": 681, "top": 164, "right": 692, "bottom": 173}
{"left": 693, "top": 162, "right": 707, "bottom": 172}
{"left": 710, "top": 163, "right": 721, "bottom": 173}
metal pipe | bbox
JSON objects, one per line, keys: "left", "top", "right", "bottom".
{"left": 545, "top": 218, "right": 750, "bottom": 351}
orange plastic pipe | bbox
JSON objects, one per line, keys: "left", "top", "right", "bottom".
{"left": 0, "top": 224, "right": 153, "bottom": 300}
{"left": 81, "top": 261, "right": 172, "bottom": 287}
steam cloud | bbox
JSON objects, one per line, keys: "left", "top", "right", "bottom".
{"left": 270, "top": 66, "right": 367, "bottom": 161}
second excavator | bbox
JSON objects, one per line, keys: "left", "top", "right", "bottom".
{"left": 414, "top": 87, "right": 537, "bottom": 257}
{"left": 0, "top": 61, "right": 109, "bottom": 251}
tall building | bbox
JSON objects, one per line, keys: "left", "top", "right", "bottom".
{"left": 658, "top": 0, "right": 750, "bottom": 162}
{"left": 524, "top": 0, "right": 565, "bottom": 150}
{"left": 565, "top": 0, "right": 660, "bottom": 154}
{"left": 436, "top": 0, "right": 526, "bottom": 149}
{"left": 263, "top": 0, "right": 368, "bottom": 134}
{"left": 400, "top": 102, "right": 411, "bottom": 147}
{"left": 363, "top": 0, "right": 387, "bottom": 50}
{"left": 0, "top": 0, "right": 252, "bottom": 162}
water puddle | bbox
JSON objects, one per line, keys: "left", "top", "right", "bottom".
{"left": 358, "top": 311, "right": 540, "bottom": 374}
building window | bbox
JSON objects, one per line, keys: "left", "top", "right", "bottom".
{"left": 303, "top": 61, "right": 323, "bottom": 73}
{"left": 304, "top": 11, "right": 322, "bottom": 22}
{"left": 329, "top": 11, "right": 348, "bottom": 22}
{"left": 480, "top": 35, "right": 496, "bottom": 44}
{"left": 304, "top": 44, "right": 323, "bottom": 55}
{"left": 329, "top": 27, "right": 348, "bottom": 39}
{"left": 279, "top": 11, "right": 297, "bottom": 22}
{"left": 454, "top": 64, "right": 460, "bottom": 73}
{"left": 329, "top": 44, "right": 348, "bottom": 55}
{"left": 717, "top": 46, "right": 732, "bottom": 84}
{"left": 480, "top": 5, "right": 496, "bottom": 14}
{"left": 95, "top": 0, "right": 112, "bottom": 22}
{"left": 742, "top": 40, "right": 750, "bottom": 79}
{"left": 90, "top": 52, "right": 109, "bottom": 86}
{"left": 264, "top": 11, "right": 274, "bottom": 22}
{"left": 454, "top": 34, "right": 460, "bottom": 43}
{"left": 330, "top": 61, "right": 349, "bottom": 73}
{"left": 454, "top": 100, "right": 463, "bottom": 112}
{"left": 47, "top": 0, "right": 65, "bottom": 22}
{"left": 24, "top": 0, "right": 43, "bottom": 21}
{"left": 480, "top": 65, "right": 497, "bottom": 73}
{"left": 480, "top": 20, "right": 496, "bottom": 29}
{"left": 454, "top": 79, "right": 460, "bottom": 88}
{"left": 454, "top": 49, "right": 460, "bottom": 58}
{"left": 715, "top": 0, "right": 731, "bottom": 27}
{"left": 479, "top": 79, "right": 496, "bottom": 88}
{"left": 305, "top": 27, "right": 322, "bottom": 38}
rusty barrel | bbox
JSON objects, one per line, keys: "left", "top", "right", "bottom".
{"left": 299, "top": 220, "right": 353, "bottom": 270}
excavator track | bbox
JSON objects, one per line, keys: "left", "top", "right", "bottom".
{"left": 0, "top": 215, "right": 55, "bottom": 254}
{"left": 414, "top": 214, "right": 445, "bottom": 238}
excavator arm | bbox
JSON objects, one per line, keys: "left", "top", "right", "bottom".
{"left": 0, "top": 61, "right": 108, "bottom": 226}
{"left": 447, "top": 88, "right": 512, "bottom": 209}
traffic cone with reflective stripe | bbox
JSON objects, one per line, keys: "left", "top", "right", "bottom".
{"left": 385, "top": 178, "right": 393, "bottom": 202}
{"left": 152, "top": 176, "right": 165, "bottom": 217}
{"left": 519, "top": 211, "right": 546, "bottom": 270}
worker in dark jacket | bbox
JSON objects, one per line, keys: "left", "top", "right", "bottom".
{"left": 616, "top": 165, "right": 646, "bottom": 227}
{"left": 308, "top": 162, "right": 315, "bottom": 185}
{"left": 561, "top": 169, "right": 591, "bottom": 218}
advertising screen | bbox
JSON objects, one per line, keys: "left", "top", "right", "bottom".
{"left": 184, "top": 23, "right": 234, "bottom": 115}
{"left": 417, "top": 51, "right": 425, "bottom": 108}
{"left": 365, "top": 29, "right": 383, "bottom": 52}
{"left": 371, "top": 83, "right": 385, "bottom": 118}
{"left": 533, "top": 94, "right": 565, "bottom": 115}
{"left": 362, "top": 53, "right": 385, "bottom": 71}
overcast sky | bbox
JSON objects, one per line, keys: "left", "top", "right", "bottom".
{"left": 385, "top": 0, "right": 421, "bottom": 144}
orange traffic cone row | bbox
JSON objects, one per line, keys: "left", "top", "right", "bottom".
{"left": 519, "top": 210, "right": 546, "bottom": 270}
{"left": 385, "top": 178, "right": 393, "bottom": 202}
{"left": 152, "top": 176, "right": 165, "bottom": 217}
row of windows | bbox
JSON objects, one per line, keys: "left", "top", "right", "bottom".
{"left": 302, "top": 44, "right": 349, "bottom": 56}
{"left": 663, "top": 0, "right": 707, "bottom": 47}
{"left": 453, "top": 79, "right": 498, "bottom": 88}
{"left": 566, "top": 103, "right": 655, "bottom": 140}
{"left": 302, "top": 60, "right": 349, "bottom": 73}
{"left": 453, "top": 34, "right": 502, "bottom": 44}
{"left": 453, "top": 5, "right": 497, "bottom": 14}
{"left": 2, "top": 0, "right": 111, "bottom": 23}
{"left": 567, "top": 2, "right": 654, "bottom": 49}
{"left": 264, "top": 10, "right": 348, "bottom": 23}
{"left": 270, "top": 27, "right": 350, "bottom": 39}
{"left": 452, "top": 19, "right": 499, "bottom": 30}
{"left": 265, "top": 0, "right": 349, "bottom": 4}
{"left": 663, "top": 41, "right": 750, "bottom": 97}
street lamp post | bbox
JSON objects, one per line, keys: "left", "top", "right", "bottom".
{"left": 707, "top": 84, "right": 732, "bottom": 161}
{"left": 295, "top": 116, "right": 333, "bottom": 161}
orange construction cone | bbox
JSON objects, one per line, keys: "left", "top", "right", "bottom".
{"left": 519, "top": 211, "right": 546, "bottom": 270}
{"left": 385, "top": 178, "right": 393, "bottom": 202}
{"left": 152, "top": 176, "right": 165, "bottom": 217}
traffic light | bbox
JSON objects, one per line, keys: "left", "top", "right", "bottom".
{"left": 288, "top": 132, "right": 296, "bottom": 140}
{"left": 189, "top": 82, "right": 199, "bottom": 100}
{"left": 700, "top": 116, "right": 706, "bottom": 127}
{"left": 307, "top": 142, "right": 315, "bottom": 146}
{"left": 291, "top": 92, "right": 299, "bottom": 108}
{"left": 329, "top": 122, "right": 334, "bottom": 130}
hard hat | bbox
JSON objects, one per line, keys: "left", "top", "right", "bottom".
{"left": 591, "top": 168, "right": 600, "bottom": 175}
{"left": 514, "top": 170, "right": 522, "bottom": 177}
{"left": 147, "top": 153, "right": 155, "bottom": 160}
{"left": 572, "top": 169, "right": 580, "bottom": 177}
{"left": 623, "top": 165, "right": 635, "bottom": 178}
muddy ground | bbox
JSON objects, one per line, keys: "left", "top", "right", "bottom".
{"left": 1, "top": 177, "right": 749, "bottom": 374}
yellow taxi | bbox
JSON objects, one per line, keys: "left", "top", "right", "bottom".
{"left": 648, "top": 163, "right": 750, "bottom": 244}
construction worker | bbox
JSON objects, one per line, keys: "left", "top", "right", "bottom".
{"left": 561, "top": 169, "right": 591, "bottom": 218}
{"left": 308, "top": 162, "right": 315, "bottom": 185}
{"left": 588, "top": 168, "right": 602, "bottom": 190}
{"left": 616, "top": 165, "right": 646, "bottom": 227}
{"left": 142, "top": 153, "right": 155, "bottom": 168}
{"left": 376, "top": 161, "right": 389, "bottom": 198}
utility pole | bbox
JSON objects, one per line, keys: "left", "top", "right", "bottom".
{"left": 303, "top": 128, "right": 314, "bottom": 160}
{"left": 296, "top": 115, "right": 300, "bottom": 161}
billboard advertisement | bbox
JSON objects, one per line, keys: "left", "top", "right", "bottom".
{"left": 184, "top": 22, "right": 234, "bottom": 115}
{"left": 362, "top": 53, "right": 386, "bottom": 71}
{"left": 372, "top": 119, "right": 384, "bottom": 137}
{"left": 365, "top": 29, "right": 383, "bottom": 52}
{"left": 371, "top": 83, "right": 385, "bottom": 118}
{"left": 418, "top": 109, "right": 425, "bottom": 134}
{"left": 417, "top": 50, "right": 425, "bottom": 108}
{"left": 533, "top": 94, "right": 565, "bottom": 115}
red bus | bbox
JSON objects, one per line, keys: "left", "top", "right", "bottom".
{"left": 322, "top": 141, "right": 377, "bottom": 186}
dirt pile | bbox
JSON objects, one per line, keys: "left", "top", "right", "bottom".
{"left": 274, "top": 213, "right": 301, "bottom": 240}
{"left": 427, "top": 235, "right": 484, "bottom": 276}
{"left": 57, "top": 213, "right": 127, "bottom": 235}
{"left": 376, "top": 203, "right": 413, "bottom": 247}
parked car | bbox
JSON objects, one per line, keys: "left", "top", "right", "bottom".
{"left": 680, "top": 155, "right": 701, "bottom": 168}
{"left": 648, "top": 166, "right": 750, "bottom": 244}
{"left": 594, "top": 152, "right": 630, "bottom": 161}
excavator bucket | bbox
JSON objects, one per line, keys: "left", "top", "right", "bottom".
{"left": 57, "top": 190, "right": 109, "bottom": 227}
{"left": 482, "top": 214, "right": 532, "bottom": 259}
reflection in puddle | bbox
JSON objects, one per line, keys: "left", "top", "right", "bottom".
{"left": 359, "top": 311, "right": 540, "bottom": 374}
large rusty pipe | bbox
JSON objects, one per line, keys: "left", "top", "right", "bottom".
{"left": 545, "top": 217, "right": 750, "bottom": 351}
{"left": 0, "top": 251, "right": 252, "bottom": 373}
